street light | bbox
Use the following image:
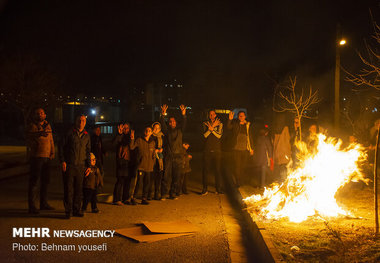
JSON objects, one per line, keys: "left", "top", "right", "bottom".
{"left": 334, "top": 32, "right": 346, "bottom": 131}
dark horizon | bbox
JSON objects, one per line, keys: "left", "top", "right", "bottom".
{"left": 0, "top": 0, "right": 378, "bottom": 109}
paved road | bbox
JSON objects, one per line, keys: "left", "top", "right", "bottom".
{"left": 0, "top": 152, "right": 248, "bottom": 263}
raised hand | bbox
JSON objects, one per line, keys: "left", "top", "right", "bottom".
{"left": 85, "top": 167, "right": 91, "bottom": 177}
{"left": 161, "top": 104, "right": 168, "bottom": 115}
{"left": 179, "top": 104, "right": 186, "bottom": 115}
{"left": 118, "top": 124, "right": 123, "bottom": 134}
{"left": 205, "top": 121, "right": 214, "bottom": 131}
{"left": 228, "top": 111, "right": 234, "bottom": 120}
{"left": 130, "top": 130, "right": 135, "bottom": 140}
{"left": 213, "top": 118, "right": 221, "bottom": 127}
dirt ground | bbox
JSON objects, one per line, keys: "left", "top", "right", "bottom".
{"left": 241, "top": 183, "right": 380, "bottom": 263}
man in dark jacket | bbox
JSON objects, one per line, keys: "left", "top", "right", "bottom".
{"left": 59, "top": 115, "right": 91, "bottom": 218}
{"left": 26, "top": 108, "right": 55, "bottom": 214}
{"left": 112, "top": 122, "right": 131, "bottom": 205}
{"left": 160, "top": 104, "right": 187, "bottom": 199}
{"left": 91, "top": 125, "right": 106, "bottom": 176}
{"left": 201, "top": 110, "right": 223, "bottom": 195}
{"left": 227, "top": 111, "right": 254, "bottom": 187}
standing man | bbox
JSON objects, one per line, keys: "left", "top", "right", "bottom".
{"left": 91, "top": 125, "right": 106, "bottom": 177}
{"left": 59, "top": 115, "right": 91, "bottom": 218}
{"left": 26, "top": 108, "right": 55, "bottom": 214}
{"left": 201, "top": 110, "right": 223, "bottom": 195}
{"left": 160, "top": 104, "right": 187, "bottom": 200}
{"left": 112, "top": 123, "right": 131, "bottom": 205}
{"left": 227, "top": 111, "right": 254, "bottom": 187}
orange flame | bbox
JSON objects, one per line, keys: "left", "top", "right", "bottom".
{"left": 244, "top": 134, "right": 368, "bottom": 223}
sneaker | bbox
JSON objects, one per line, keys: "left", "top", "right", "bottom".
{"left": 28, "top": 207, "right": 39, "bottom": 214}
{"left": 160, "top": 196, "right": 167, "bottom": 201}
{"left": 73, "top": 211, "right": 84, "bottom": 217}
{"left": 40, "top": 204, "right": 55, "bottom": 210}
{"left": 113, "top": 201, "right": 123, "bottom": 206}
{"left": 130, "top": 198, "right": 137, "bottom": 205}
{"left": 169, "top": 195, "right": 178, "bottom": 200}
{"left": 123, "top": 200, "right": 131, "bottom": 205}
{"left": 141, "top": 200, "right": 149, "bottom": 205}
{"left": 92, "top": 208, "right": 99, "bottom": 213}
{"left": 201, "top": 190, "right": 208, "bottom": 196}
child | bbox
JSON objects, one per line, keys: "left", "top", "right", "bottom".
{"left": 177, "top": 142, "right": 192, "bottom": 195}
{"left": 82, "top": 153, "right": 103, "bottom": 213}
{"left": 128, "top": 127, "right": 156, "bottom": 205}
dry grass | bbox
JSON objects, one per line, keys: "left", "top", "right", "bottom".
{"left": 241, "top": 183, "right": 380, "bottom": 262}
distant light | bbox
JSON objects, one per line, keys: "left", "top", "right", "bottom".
{"left": 91, "top": 109, "right": 96, "bottom": 115}
{"left": 118, "top": 100, "right": 120, "bottom": 103}
{"left": 343, "top": 97, "right": 346, "bottom": 101}
{"left": 339, "top": 39, "right": 346, "bottom": 46}
{"left": 100, "top": 115, "right": 104, "bottom": 120}
{"left": 264, "top": 124, "right": 269, "bottom": 128}
{"left": 373, "top": 108, "right": 378, "bottom": 113}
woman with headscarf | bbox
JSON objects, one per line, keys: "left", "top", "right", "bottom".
{"left": 149, "top": 122, "right": 165, "bottom": 200}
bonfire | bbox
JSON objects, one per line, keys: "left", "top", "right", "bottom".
{"left": 244, "top": 134, "right": 369, "bottom": 223}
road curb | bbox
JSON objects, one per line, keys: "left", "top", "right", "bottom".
{"left": 223, "top": 173, "right": 284, "bottom": 263}
{"left": 0, "top": 164, "right": 29, "bottom": 181}
{"left": 237, "top": 187, "right": 284, "bottom": 263}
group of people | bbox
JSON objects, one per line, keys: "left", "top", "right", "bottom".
{"left": 26, "top": 105, "right": 379, "bottom": 219}
{"left": 26, "top": 104, "right": 259, "bottom": 219}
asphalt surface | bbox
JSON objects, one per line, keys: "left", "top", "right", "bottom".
{"left": 0, "top": 152, "right": 235, "bottom": 263}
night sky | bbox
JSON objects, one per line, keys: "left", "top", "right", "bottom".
{"left": 0, "top": 0, "right": 378, "bottom": 109}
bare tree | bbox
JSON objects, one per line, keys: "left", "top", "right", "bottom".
{"left": 344, "top": 14, "right": 380, "bottom": 236}
{"left": 0, "top": 54, "right": 60, "bottom": 128}
{"left": 345, "top": 17, "right": 380, "bottom": 90}
{"left": 273, "top": 76, "right": 320, "bottom": 139}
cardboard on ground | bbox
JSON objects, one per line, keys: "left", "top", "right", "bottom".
{"left": 115, "top": 220, "right": 199, "bottom": 243}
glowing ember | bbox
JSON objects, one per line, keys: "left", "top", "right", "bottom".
{"left": 244, "top": 134, "right": 369, "bottom": 223}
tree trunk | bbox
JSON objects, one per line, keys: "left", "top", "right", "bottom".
{"left": 375, "top": 127, "right": 379, "bottom": 235}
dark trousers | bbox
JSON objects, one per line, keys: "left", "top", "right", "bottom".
{"left": 162, "top": 156, "right": 183, "bottom": 197}
{"left": 234, "top": 150, "right": 248, "bottom": 186}
{"left": 82, "top": 188, "right": 97, "bottom": 210}
{"left": 177, "top": 172, "right": 189, "bottom": 194}
{"left": 28, "top": 157, "right": 51, "bottom": 209}
{"left": 63, "top": 165, "right": 85, "bottom": 214}
{"left": 130, "top": 170, "right": 150, "bottom": 200}
{"left": 202, "top": 151, "right": 222, "bottom": 191}
{"left": 113, "top": 160, "right": 130, "bottom": 202}
{"left": 148, "top": 162, "right": 163, "bottom": 198}
{"left": 113, "top": 176, "right": 130, "bottom": 202}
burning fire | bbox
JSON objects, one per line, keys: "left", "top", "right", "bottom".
{"left": 244, "top": 134, "right": 369, "bottom": 223}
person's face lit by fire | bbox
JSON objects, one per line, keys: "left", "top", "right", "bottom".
{"left": 76, "top": 116, "right": 86, "bottom": 132}
{"left": 35, "top": 108, "right": 46, "bottom": 123}
{"left": 123, "top": 124, "right": 130, "bottom": 134}
{"left": 209, "top": 110, "right": 216, "bottom": 122}
{"left": 144, "top": 127, "right": 153, "bottom": 137}
{"left": 238, "top": 112, "right": 246, "bottom": 123}
{"left": 309, "top": 124, "right": 317, "bottom": 135}
{"left": 169, "top": 117, "right": 177, "bottom": 129}
{"left": 153, "top": 124, "right": 161, "bottom": 134}
{"left": 90, "top": 156, "right": 96, "bottom": 166}
{"left": 94, "top": 127, "right": 101, "bottom": 136}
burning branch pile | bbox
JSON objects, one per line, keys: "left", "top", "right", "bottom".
{"left": 244, "top": 134, "right": 369, "bottom": 223}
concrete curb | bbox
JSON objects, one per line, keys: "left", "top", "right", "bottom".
{"left": 223, "top": 172, "right": 284, "bottom": 262}
{"left": 237, "top": 188, "right": 284, "bottom": 263}
{"left": 0, "top": 164, "right": 29, "bottom": 181}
